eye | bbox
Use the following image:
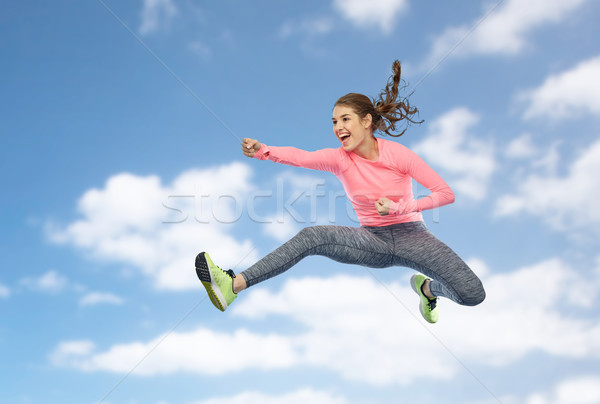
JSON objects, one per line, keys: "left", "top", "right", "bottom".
{"left": 343, "top": 117, "right": 350, "bottom": 121}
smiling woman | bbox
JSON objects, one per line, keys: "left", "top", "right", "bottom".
{"left": 334, "top": 60, "right": 422, "bottom": 139}
{"left": 195, "top": 60, "right": 486, "bottom": 323}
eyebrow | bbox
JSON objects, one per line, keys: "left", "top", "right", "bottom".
{"left": 332, "top": 114, "right": 351, "bottom": 121}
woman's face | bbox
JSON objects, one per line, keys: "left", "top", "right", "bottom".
{"left": 332, "top": 105, "right": 373, "bottom": 152}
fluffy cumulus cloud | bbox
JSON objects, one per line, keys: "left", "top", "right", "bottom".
{"left": 422, "top": 0, "right": 589, "bottom": 67}
{"left": 47, "top": 163, "right": 259, "bottom": 290}
{"left": 519, "top": 55, "right": 600, "bottom": 120}
{"left": 468, "top": 374, "right": 600, "bottom": 404}
{"left": 260, "top": 214, "right": 299, "bottom": 242}
{"left": 50, "top": 328, "right": 299, "bottom": 375}
{"left": 139, "top": 0, "right": 178, "bottom": 35}
{"left": 50, "top": 340, "right": 96, "bottom": 367}
{"left": 528, "top": 375, "right": 600, "bottom": 404}
{"left": 278, "top": 0, "right": 410, "bottom": 53}
{"left": 332, "top": 0, "right": 409, "bottom": 33}
{"left": 189, "top": 388, "right": 347, "bottom": 404}
{"left": 505, "top": 133, "right": 539, "bottom": 159}
{"left": 411, "top": 107, "right": 495, "bottom": 201}
{"left": 495, "top": 138, "right": 600, "bottom": 231}
{"left": 504, "top": 133, "right": 561, "bottom": 176}
{"left": 49, "top": 257, "right": 600, "bottom": 387}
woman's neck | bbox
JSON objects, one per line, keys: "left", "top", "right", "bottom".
{"left": 353, "top": 136, "right": 379, "bottom": 161}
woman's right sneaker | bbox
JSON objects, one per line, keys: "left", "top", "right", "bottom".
{"left": 410, "top": 274, "right": 439, "bottom": 323}
{"left": 195, "top": 252, "right": 237, "bottom": 312}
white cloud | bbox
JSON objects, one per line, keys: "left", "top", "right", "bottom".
{"left": 495, "top": 139, "right": 600, "bottom": 231}
{"left": 233, "top": 274, "right": 457, "bottom": 385}
{"left": 20, "top": 270, "right": 69, "bottom": 294}
{"left": 236, "top": 258, "right": 600, "bottom": 369}
{"left": 47, "top": 163, "right": 260, "bottom": 290}
{"left": 280, "top": 0, "right": 408, "bottom": 40}
{"left": 468, "top": 374, "right": 600, "bottom": 404}
{"left": 139, "top": 0, "right": 178, "bottom": 36}
{"left": 50, "top": 328, "right": 299, "bottom": 375}
{"left": 332, "top": 0, "right": 409, "bottom": 34}
{"left": 504, "top": 134, "right": 561, "bottom": 176}
{"left": 49, "top": 256, "right": 600, "bottom": 386}
{"left": 531, "top": 142, "right": 560, "bottom": 175}
{"left": 505, "top": 133, "right": 538, "bottom": 159}
{"left": 547, "top": 375, "right": 600, "bottom": 404}
{"left": 189, "top": 388, "right": 347, "bottom": 404}
{"left": 0, "top": 283, "right": 10, "bottom": 298}
{"left": 411, "top": 107, "right": 495, "bottom": 201}
{"left": 261, "top": 215, "right": 299, "bottom": 242}
{"left": 79, "top": 292, "right": 124, "bottom": 307}
{"left": 49, "top": 340, "right": 96, "bottom": 368}
{"left": 520, "top": 55, "right": 600, "bottom": 120}
{"left": 422, "top": 0, "right": 589, "bottom": 67}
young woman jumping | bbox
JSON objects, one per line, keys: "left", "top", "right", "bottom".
{"left": 195, "top": 60, "right": 485, "bottom": 323}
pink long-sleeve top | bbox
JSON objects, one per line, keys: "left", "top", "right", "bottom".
{"left": 253, "top": 137, "right": 455, "bottom": 227}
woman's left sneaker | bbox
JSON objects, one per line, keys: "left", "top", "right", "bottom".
{"left": 195, "top": 252, "right": 237, "bottom": 312}
{"left": 410, "top": 274, "right": 439, "bottom": 323}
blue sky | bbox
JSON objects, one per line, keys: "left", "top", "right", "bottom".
{"left": 2, "top": 0, "right": 600, "bottom": 403}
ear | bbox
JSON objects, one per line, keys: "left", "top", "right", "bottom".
{"left": 362, "top": 113, "right": 373, "bottom": 130}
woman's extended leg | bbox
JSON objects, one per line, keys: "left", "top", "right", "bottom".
{"left": 238, "top": 225, "right": 394, "bottom": 289}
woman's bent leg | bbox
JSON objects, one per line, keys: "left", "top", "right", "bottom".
{"left": 239, "top": 225, "right": 393, "bottom": 288}
{"left": 391, "top": 222, "right": 486, "bottom": 306}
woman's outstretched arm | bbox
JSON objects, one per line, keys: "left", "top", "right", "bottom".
{"left": 241, "top": 137, "right": 345, "bottom": 174}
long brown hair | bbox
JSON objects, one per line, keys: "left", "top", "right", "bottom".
{"left": 334, "top": 60, "right": 422, "bottom": 137}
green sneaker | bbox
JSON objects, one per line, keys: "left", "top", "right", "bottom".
{"left": 195, "top": 252, "right": 237, "bottom": 312}
{"left": 410, "top": 274, "right": 439, "bottom": 323}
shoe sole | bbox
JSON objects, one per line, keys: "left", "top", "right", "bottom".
{"left": 195, "top": 252, "right": 227, "bottom": 312}
{"left": 410, "top": 274, "right": 436, "bottom": 324}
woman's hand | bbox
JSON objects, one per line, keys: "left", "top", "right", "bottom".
{"left": 375, "top": 198, "right": 391, "bottom": 216}
{"left": 242, "top": 138, "right": 261, "bottom": 158}
{"left": 376, "top": 197, "right": 417, "bottom": 216}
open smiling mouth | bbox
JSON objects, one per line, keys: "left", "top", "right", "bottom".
{"left": 339, "top": 133, "right": 351, "bottom": 142}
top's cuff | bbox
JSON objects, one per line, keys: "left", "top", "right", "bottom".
{"left": 254, "top": 143, "right": 270, "bottom": 160}
{"left": 389, "top": 199, "right": 419, "bottom": 215}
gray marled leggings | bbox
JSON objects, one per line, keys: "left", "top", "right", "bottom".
{"left": 240, "top": 221, "right": 485, "bottom": 306}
